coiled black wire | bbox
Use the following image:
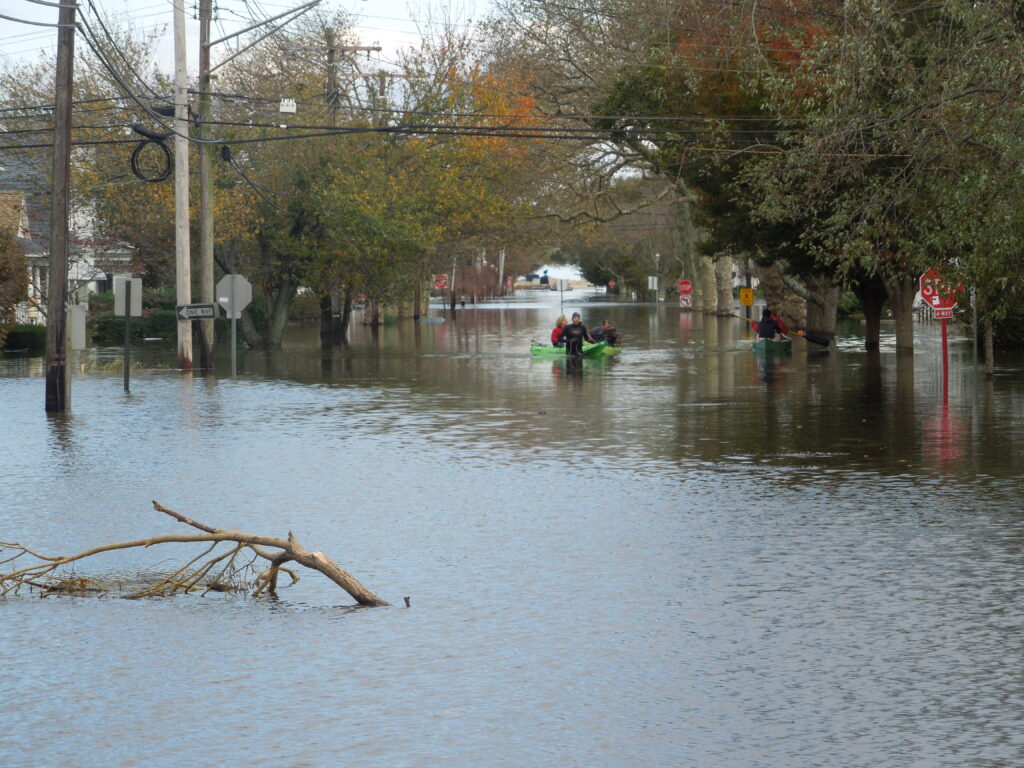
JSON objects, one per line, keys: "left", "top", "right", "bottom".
{"left": 129, "top": 138, "right": 171, "bottom": 182}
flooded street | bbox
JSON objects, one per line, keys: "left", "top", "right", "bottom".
{"left": 2, "top": 292, "right": 1023, "bottom": 767}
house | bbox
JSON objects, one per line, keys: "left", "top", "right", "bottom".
{"left": 0, "top": 147, "right": 135, "bottom": 325}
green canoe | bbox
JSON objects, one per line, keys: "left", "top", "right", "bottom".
{"left": 530, "top": 341, "right": 608, "bottom": 358}
{"left": 752, "top": 338, "right": 792, "bottom": 354}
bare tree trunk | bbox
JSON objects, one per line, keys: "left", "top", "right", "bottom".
{"left": 696, "top": 255, "right": 716, "bottom": 312}
{"left": 756, "top": 263, "right": 807, "bottom": 329}
{"left": 804, "top": 275, "right": 840, "bottom": 345}
{"left": 319, "top": 294, "right": 332, "bottom": 350}
{"left": 984, "top": 318, "right": 994, "bottom": 380}
{"left": 338, "top": 285, "right": 353, "bottom": 343}
{"left": 714, "top": 257, "right": 733, "bottom": 315}
{"left": 852, "top": 272, "right": 888, "bottom": 350}
{"left": 886, "top": 273, "right": 917, "bottom": 352}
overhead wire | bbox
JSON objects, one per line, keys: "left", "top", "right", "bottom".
{"left": 81, "top": 0, "right": 166, "bottom": 102}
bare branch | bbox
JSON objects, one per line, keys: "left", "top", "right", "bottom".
{"left": 1, "top": 502, "right": 388, "bottom": 606}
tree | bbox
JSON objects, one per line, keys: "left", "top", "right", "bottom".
{"left": 741, "top": 0, "right": 1024, "bottom": 354}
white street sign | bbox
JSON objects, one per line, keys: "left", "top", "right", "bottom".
{"left": 113, "top": 276, "right": 142, "bottom": 317}
{"left": 217, "top": 274, "right": 252, "bottom": 319}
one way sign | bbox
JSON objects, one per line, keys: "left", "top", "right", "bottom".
{"left": 176, "top": 303, "right": 218, "bottom": 321}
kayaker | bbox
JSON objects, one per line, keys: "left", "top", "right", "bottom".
{"left": 562, "top": 312, "right": 595, "bottom": 356}
{"left": 592, "top": 319, "right": 621, "bottom": 346}
{"left": 750, "top": 311, "right": 788, "bottom": 336}
{"left": 756, "top": 308, "right": 785, "bottom": 341}
{"left": 551, "top": 314, "right": 568, "bottom": 347}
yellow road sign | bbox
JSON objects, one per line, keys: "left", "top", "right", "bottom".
{"left": 739, "top": 288, "right": 754, "bottom": 306}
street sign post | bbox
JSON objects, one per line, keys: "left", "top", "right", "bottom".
{"left": 113, "top": 277, "right": 142, "bottom": 392}
{"left": 739, "top": 287, "right": 754, "bottom": 306}
{"left": 176, "top": 303, "right": 218, "bottom": 321}
{"left": 919, "top": 267, "right": 961, "bottom": 311}
{"left": 217, "top": 274, "right": 252, "bottom": 319}
{"left": 678, "top": 279, "right": 693, "bottom": 295}
{"left": 434, "top": 274, "right": 448, "bottom": 290}
{"left": 919, "top": 267, "right": 962, "bottom": 391}
{"left": 217, "top": 274, "right": 253, "bottom": 377}
{"left": 679, "top": 294, "right": 692, "bottom": 308}
{"left": 113, "top": 276, "right": 142, "bottom": 317}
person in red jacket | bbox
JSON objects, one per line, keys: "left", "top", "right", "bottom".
{"left": 750, "top": 310, "right": 789, "bottom": 336}
{"left": 551, "top": 314, "right": 568, "bottom": 346}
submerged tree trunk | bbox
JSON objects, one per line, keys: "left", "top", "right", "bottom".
{"left": 714, "top": 257, "right": 733, "bottom": 315}
{"left": 338, "top": 285, "right": 353, "bottom": 344}
{"left": 852, "top": 271, "right": 888, "bottom": 350}
{"left": 984, "top": 318, "right": 994, "bottom": 380}
{"left": 319, "top": 294, "right": 332, "bottom": 350}
{"left": 790, "top": 274, "right": 840, "bottom": 346}
{"left": 757, "top": 263, "right": 807, "bottom": 329}
{"left": 886, "top": 273, "right": 917, "bottom": 353}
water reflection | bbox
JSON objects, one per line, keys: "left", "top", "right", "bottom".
{"left": 3, "top": 298, "right": 1024, "bottom": 768}
{"left": 46, "top": 411, "right": 79, "bottom": 472}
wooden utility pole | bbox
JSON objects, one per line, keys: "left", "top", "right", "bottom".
{"left": 45, "top": 0, "right": 76, "bottom": 413}
{"left": 173, "top": 0, "right": 193, "bottom": 371}
{"left": 323, "top": 33, "right": 342, "bottom": 346}
{"left": 304, "top": 40, "right": 382, "bottom": 346}
{"left": 197, "top": 0, "right": 215, "bottom": 370}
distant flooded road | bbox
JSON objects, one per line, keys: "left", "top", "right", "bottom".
{"left": 2, "top": 292, "right": 1022, "bottom": 767}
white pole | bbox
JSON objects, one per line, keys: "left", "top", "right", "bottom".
{"left": 174, "top": 0, "right": 193, "bottom": 370}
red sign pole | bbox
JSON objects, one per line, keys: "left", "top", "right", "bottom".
{"left": 921, "top": 268, "right": 961, "bottom": 398}
{"left": 941, "top": 317, "right": 949, "bottom": 403}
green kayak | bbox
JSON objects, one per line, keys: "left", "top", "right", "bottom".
{"left": 530, "top": 341, "right": 607, "bottom": 358}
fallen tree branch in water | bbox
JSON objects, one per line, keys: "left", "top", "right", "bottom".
{"left": 0, "top": 501, "right": 387, "bottom": 606}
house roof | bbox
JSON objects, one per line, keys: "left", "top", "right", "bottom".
{"left": 0, "top": 141, "right": 53, "bottom": 248}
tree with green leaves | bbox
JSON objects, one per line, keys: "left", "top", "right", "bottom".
{"left": 741, "top": 0, "right": 1024, "bottom": 357}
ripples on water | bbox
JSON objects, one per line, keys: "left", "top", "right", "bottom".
{"left": 2, "top": 303, "right": 1023, "bottom": 767}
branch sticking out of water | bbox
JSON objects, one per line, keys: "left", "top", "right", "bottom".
{"left": 0, "top": 501, "right": 388, "bottom": 606}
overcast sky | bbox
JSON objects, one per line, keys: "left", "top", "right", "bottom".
{"left": 0, "top": 0, "right": 489, "bottom": 76}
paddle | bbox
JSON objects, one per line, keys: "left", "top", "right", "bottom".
{"left": 795, "top": 330, "right": 832, "bottom": 347}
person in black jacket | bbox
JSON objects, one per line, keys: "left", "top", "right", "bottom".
{"left": 561, "top": 312, "right": 595, "bottom": 356}
{"left": 756, "top": 308, "right": 784, "bottom": 340}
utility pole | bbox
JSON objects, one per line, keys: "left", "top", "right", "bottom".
{"left": 45, "top": 0, "right": 76, "bottom": 412}
{"left": 197, "top": 0, "right": 215, "bottom": 370}
{"left": 325, "top": 32, "right": 341, "bottom": 346}
{"left": 173, "top": 0, "right": 193, "bottom": 370}
{"left": 196, "top": 0, "right": 328, "bottom": 353}
{"left": 304, "top": 38, "right": 379, "bottom": 346}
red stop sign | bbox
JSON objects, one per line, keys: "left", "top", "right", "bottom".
{"left": 434, "top": 274, "right": 448, "bottom": 290}
{"left": 919, "top": 268, "right": 960, "bottom": 309}
{"left": 678, "top": 279, "right": 693, "bottom": 295}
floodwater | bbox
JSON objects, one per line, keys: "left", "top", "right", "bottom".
{"left": 2, "top": 292, "right": 1023, "bottom": 768}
